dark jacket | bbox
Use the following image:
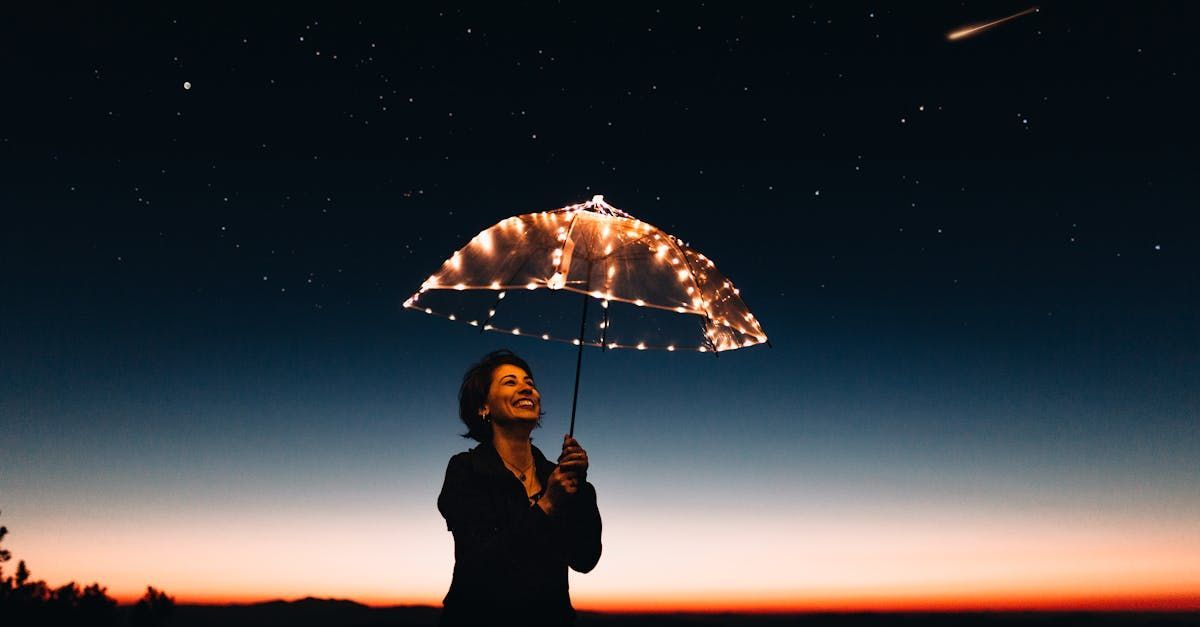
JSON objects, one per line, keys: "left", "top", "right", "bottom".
{"left": 437, "top": 442, "right": 602, "bottom": 626}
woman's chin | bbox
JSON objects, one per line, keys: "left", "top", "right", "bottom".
{"left": 498, "top": 413, "right": 540, "bottom": 426}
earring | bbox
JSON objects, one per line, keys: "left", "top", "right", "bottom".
{"left": 480, "top": 409, "right": 490, "bottom": 423}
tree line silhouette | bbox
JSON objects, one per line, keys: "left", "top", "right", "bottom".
{"left": 1, "top": 510, "right": 174, "bottom": 626}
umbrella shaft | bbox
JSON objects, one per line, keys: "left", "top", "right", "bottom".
{"left": 568, "top": 291, "right": 589, "bottom": 438}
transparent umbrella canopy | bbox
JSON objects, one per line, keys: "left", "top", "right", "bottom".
{"left": 404, "top": 195, "right": 768, "bottom": 434}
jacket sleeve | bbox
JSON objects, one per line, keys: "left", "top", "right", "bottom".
{"left": 563, "top": 480, "right": 603, "bottom": 573}
{"left": 437, "top": 454, "right": 555, "bottom": 565}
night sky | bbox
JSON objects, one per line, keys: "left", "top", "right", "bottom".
{"left": 3, "top": 2, "right": 1198, "bottom": 611}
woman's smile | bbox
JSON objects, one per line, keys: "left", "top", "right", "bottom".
{"left": 486, "top": 363, "right": 541, "bottom": 422}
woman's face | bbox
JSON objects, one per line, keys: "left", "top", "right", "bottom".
{"left": 481, "top": 364, "right": 541, "bottom": 424}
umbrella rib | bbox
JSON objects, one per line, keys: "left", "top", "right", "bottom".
{"left": 479, "top": 231, "right": 536, "bottom": 330}
{"left": 662, "top": 235, "right": 708, "bottom": 313}
{"left": 661, "top": 234, "right": 720, "bottom": 354}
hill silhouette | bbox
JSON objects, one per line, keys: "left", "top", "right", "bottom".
{"left": 171, "top": 598, "right": 439, "bottom": 626}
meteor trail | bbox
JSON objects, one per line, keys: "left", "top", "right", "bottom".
{"left": 947, "top": 6, "right": 1039, "bottom": 41}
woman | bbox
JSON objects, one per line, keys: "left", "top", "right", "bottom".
{"left": 438, "top": 349, "right": 602, "bottom": 626}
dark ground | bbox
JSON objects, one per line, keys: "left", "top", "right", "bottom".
{"left": 164, "top": 599, "right": 1198, "bottom": 627}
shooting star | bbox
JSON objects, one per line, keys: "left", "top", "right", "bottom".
{"left": 947, "top": 6, "right": 1039, "bottom": 41}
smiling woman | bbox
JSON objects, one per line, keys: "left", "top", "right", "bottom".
{"left": 436, "top": 349, "right": 603, "bottom": 626}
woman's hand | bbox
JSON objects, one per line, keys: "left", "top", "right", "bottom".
{"left": 539, "top": 435, "right": 589, "bottom": 514}
{"left": 557, "top": 434, "right": 589, "bottom": 483}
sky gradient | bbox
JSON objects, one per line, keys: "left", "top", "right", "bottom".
{"left": 3, "top": 2, "right": 1198, "bottom": 611}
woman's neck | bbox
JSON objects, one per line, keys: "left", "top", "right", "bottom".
{"left": 491, "top": 424, "right": 534, "bottom": 469}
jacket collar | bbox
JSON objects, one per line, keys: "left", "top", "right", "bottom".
{"left": 470, "top": 440, "right": 555, "bottom": 484}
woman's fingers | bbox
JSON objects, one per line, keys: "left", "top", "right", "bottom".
{"left": 552, "top": 435, "right": 590, "bottom": 497}
{"left": 557, "top": 458, "right": 586, "bottom": 470}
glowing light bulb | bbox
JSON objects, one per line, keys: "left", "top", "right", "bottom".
{"left": 526, "top": 282, "right": 538, "bottom": 290}
{"left": 573, "top": 339, "right": 581, "bottom": 346}
{"left": 448, "top": 314, "right": 456, "bottom": 320}
{"left": 542, "top": 334, "right": 550, "bottom": 340}
{"left": 424, "top": 308, "right": 432, "bottom": 314}
{"left": 634, "top": 299, "right": 645, "bottom": 307}
{"left": 512, "top": 328, "right": 521, "bottom": 335}
{"left": 636, "top": 342, "right": 646, "bottom": 350}
{"left": 455, "top": 283, "right": 466, "bottom": 290}
{"left": 490, "top": 281, "right": 500, "bottom": 289}
{"left": 548, "top": 272, "right": 566, "bottom": 290}
{"left": 667, "top": 345, "right": 676, "bottom": 352}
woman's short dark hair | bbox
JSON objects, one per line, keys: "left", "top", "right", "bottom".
{"left": 458, "top": 349, "right": 542, "bottom": 442}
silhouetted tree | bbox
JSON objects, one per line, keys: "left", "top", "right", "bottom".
{"left": 130, "top": 586, "right": 175, "bottom": 627}
{"left": 15, "top": 559, "right": 30, "bottom": 587}
{"left": 78, "top": 583, "right": 119, "bottom": 625}
{"left": 0, "top": 511, "right": 120, "bottom": 626}
{"left": 0, "top": 511, "right": 11, "bottom": 567}
{"left": 0, "top": 511, "right": 10, "bottom": 601}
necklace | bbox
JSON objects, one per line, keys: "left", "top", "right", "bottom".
{"left": 500, "top": 456, "right": 534, "bottom": 482}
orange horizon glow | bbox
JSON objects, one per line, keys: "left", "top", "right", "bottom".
{"left": 15, "top": 500, "right": 1200, "bottom": 616}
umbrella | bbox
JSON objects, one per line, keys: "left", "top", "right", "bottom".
{"left": 404, "top": 195, "right": 768, "bottom": 435}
